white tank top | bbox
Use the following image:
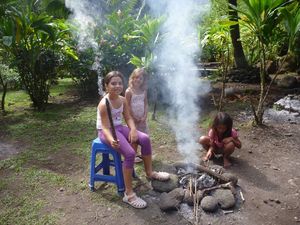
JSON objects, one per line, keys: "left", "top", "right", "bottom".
{"left": 130, "top": 92, "right": 145, "bottom": 119}
{"left": 96, "top": 98, "right": 123, "bottom": 129}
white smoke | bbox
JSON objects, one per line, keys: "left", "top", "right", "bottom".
{"left": 65, "top": 0, "right": 104, "bottom": 95}
{"left": 147, "top": 0, "right": 211, "bottom": 165}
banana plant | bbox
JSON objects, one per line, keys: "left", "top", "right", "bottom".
{"left": 279, "top": 2, "right": 300, "bottom": 55}
{"left": 231, "top": 0, "right": 293, "bottom": 125}
{"left": 99, "top": 2, "right": 140, "bottom": 74}
{"left": 127, "top": 15, "right": 165, "bottom": 71}
{"left": 0, "top": 0, "right": 76, "bottom": 111}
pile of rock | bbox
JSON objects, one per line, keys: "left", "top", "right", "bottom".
{"left": 264, "top": 94, "right": 300, "bottom": 124}
{"left": 152, "top": 162, "right": 240, "bottom": 213}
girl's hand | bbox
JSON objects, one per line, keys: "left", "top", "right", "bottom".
{"left": 129, "top": 129, "right": 138, "bottom": 144}
{"left": 222, "top": 137, "right": 233, "bottom": 144}
{"left": 110, "top": 139, "right": 120, "bottom": 149}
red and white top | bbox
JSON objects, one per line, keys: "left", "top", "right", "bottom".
{"left": 208, "top": 128, "right": 238, "bottom": 148}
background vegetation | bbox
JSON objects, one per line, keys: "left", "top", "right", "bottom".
{"left": 0, "top": 0, "right": 299, "bottom": 115}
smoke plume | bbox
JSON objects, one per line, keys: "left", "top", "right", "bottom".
{"left": 147, "top": 0, "right": 211, "bottom": 165}
{"left": 65, "top": 0, "right": 104, "bottom": 95}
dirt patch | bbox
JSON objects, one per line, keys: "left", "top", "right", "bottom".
{"left": 0, "top": 141, "right": 23, "bottom": 160}
{"left": 29, "top": 116, "right": 300, "bottom": 225}
{"left": 1, "top": 83, "right": 300, "bottom": 225}
{"left": 41, "top": 185, "right": 190, "bottom": 225}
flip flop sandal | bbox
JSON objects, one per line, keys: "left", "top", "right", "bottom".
{"left": 134, "top": 155, "right": 143, "bottom": 163}
{"left": 122, "top": 192, "right": 147, "bottom": 209}
{"left": 147, "top": 171, "right": 170, "bottom": 181}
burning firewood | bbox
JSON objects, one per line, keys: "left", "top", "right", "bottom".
{"left": 190, "top": 163, "right": 234, "bottom": 185}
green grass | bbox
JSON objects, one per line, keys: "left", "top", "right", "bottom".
{"left": 0, "top": 79, "right": 178, "bottom": 225}
{"left": 0, "top": 79, "right": 96, "bottom": 224}
{"left": 4, "top": 89, "right": 31, "bottom": 111}
{"left": 199, "top": 115, "right": 213, "bottom": 129}
{"left": 148, "top": 111, "right": 176, "bottom": 146}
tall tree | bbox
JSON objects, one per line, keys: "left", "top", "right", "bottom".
{"left": 233, "top": 0, "right": 291, "bottom": 125}
{"left": 228, "top": 0, "right": 248, "bottom": 68}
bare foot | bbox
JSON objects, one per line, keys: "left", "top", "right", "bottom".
{"left": 223, "top": 157, "right": 232, "bottom": 168}
{"left": 203, "top": 149, "right": 213, "bottom": 161}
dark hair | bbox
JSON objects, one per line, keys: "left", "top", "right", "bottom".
{"left": 102, "top": 71, "right": 125, "bottom": 92}
{"left": 211, "top": 112, "right": 233, "bottom": 138}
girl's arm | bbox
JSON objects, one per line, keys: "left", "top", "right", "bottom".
{"left": 125, "top": 89, "right": 137, "bottom": 122}
{"left": 233, "top": 137, "right": 242, "bottom": 149}
{"left": 122, "top": 97, "right": 138, "bottom": 143}
{"left": 222, "top": 136, "right": 242, "bottom": 149}
{"left": 99, "top": 101, "right": 119, "bottom": 149}
{"left": 231, "top": 129, "right": 241, "bottom": 148}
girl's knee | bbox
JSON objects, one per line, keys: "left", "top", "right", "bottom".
{"left": 138, "top": 133, "right": 152, "bottom": 155}
{"left": 138, "top": 133, "right": 151, "bottom": 148}
{"left": 199, "top": 136, "right": 210, "bottom": 145}
{"left": 139, "top": 132, "right": 149, "bottom": 141}
{"left": 224, "top": 142, "right": 235, "bottom": 151}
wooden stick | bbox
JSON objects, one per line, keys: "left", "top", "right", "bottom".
{"left": 223, "top": 210, "right": 234, "bottom": 214}
{"left": 201, "top": 182, "right": 232, "bottom": 194}
{"left": 105, "top": 98, "right": 117, "bottom": 141}
{"left": 240, "top": 190, "right": 245, "bottom": 202}
{"left": 190, "top": 162, "right": 231, "bottom": 184}
{"left": 189, "top": 177, "right": 192, "bottom": 197}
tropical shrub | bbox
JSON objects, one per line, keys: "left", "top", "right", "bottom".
{"left": 0, "top": 0, "right": 76, "bottom": 111}
{"left": 232, "top": 0, "right": 293, "bottom": 124}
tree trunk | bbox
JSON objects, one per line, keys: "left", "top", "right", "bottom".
{"left": 0, "top": 78, "right": 7, "bottom": 112}
{"left": 256, "top": 40, "right": 267, "bottom": 125}
{"left": 0, "top": 71, "right": 7, "bottom": 111}
{"left": 228, "top": 0, "right": 248, "bottom": 69}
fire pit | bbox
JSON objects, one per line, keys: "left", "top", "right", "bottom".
{"left": 152, "top": 161, "right": 244, "bottom": 223}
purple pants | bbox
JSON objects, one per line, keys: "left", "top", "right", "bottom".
{"left": 98, "top": 125, "right": 152, "bottom": 169}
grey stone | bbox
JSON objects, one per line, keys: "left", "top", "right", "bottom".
{"left": 200, "top": 196, "right": 218, "bottom": 212}
{"left": 277, "top": 75, "right": 298, "bottom": 89}
{"left": 158, "top": 188, "right": 184, "bottom": 211}
{"left": 212, "top": 189, "right": 236, "bottom": 209}
{"left": 151, "top": 174, "right": 179, "bottom": 193}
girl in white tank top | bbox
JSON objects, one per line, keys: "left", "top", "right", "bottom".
{"left": 97, "top": 71, "right": 170, "bottom": 209}
{"left": 125, "top": 68, "right": 148, "bottom": 134}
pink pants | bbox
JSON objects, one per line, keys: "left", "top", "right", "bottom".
{"left": 98, "top": 125, "right": 152, "bottom": 169}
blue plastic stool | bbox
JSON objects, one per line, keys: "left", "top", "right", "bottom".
{"left": 89, "top": 138, "right": 135, "bottom": 195}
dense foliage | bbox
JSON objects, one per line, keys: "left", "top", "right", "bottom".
{"left": 0, "top": 0, "right": 299, "bottom": 121}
